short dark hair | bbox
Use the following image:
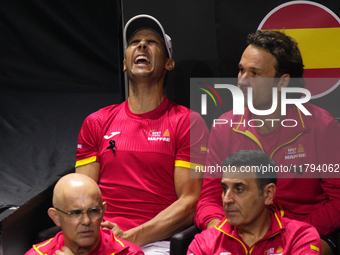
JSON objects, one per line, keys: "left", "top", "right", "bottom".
{"left": 247, "top": 30, "right": 305, "bottom": 91}
{"left": 222, "top": 150, "right": 277, "bottom": 192}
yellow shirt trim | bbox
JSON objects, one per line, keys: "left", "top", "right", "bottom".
{"left": 33, "top": 238, "right": 54, "bottom": 255}
{"left": 75, "top": 156, "right": 97, "bottom": 168}
{"left": 310, "top": 244, "right": 320, "bottom": 252}
{"left": 114, "top": 235, "right": 125, "bottom": 248}
{"left": 215, "top": 222, "right": 249, "bottom": 254}
{"left": 233, "top": 129, "right": 264, "bottom": 152}
{"left": 175, "top": 160, "right": 204, "bottom": 170}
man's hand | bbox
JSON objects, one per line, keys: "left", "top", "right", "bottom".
{"left": 101, "top": 221, "right": 125, "bottom": 239}
{"left": 55, "top": 246, "right": 74, "bottom": 255}
{"left": 101, "top": 166, "right": 204, "bottom": 247}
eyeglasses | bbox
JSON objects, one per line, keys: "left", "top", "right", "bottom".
{"left": 55, "top": 206, "right": 103, "bottom": 221}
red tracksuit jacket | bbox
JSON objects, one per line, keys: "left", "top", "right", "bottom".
{"left": 195, "top": 103, "right": 340, "bottom": 235}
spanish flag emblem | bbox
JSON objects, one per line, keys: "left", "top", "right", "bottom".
{"left": 258, "top": 1, "right": 340, "bottom": 99}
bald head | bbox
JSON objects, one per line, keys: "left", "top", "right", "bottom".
{"left": 48, "top": 173, "right": 106, "bottom": 253}
{"left": 53, "top": 173, "right": 102, "bottom": 208}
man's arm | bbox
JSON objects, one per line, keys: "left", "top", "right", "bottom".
{"left": 194, "top": 118, "right": 226, "bottom": 230}
{"left": 289, "top": 224, "right": 322, "bottom": 254}
{"left": 107, "top": 166, "right": 202, "bottom": 247}
{"left": 75, "top": 162, "right": 100, "bottom": 183}
{"left": 194, "top": 177, "right": 224, "bottom": 230}
{"left": 304, "top": 178, "right": 340, "bottom": 235}
{"left": 306, "top": 119, "right": 340, "bottom": 235}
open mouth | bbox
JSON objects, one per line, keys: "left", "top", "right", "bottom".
{"left": 134, "top": 55, "right": 150, "bottom": 65}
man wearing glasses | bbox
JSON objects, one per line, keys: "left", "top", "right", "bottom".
{"left": 25, "top": 173, "right": 143, "bottom": 255}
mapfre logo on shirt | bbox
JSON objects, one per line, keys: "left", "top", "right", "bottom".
{"left": 148, "top": 129, "right": 170, "bottom": 142}
{"left": 284, "top": 144, "right": 306, "bottom": 160}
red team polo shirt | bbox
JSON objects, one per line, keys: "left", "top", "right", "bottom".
{"left": 76, "top": 96, "right": 209, "bottom": 231}
{"left": 25, "top": 229, "right": 143, "bottom": 255}
{"left": 188, "top": 207, "right": 321, "bottom": 255}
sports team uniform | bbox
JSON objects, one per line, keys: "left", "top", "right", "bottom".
{"left": 188, "top": 206, "right": 321, "bottom": 255}
{"left": 195, "top": 103, "right": 340, "bottom": 236}
{"left": 25, "top": 228, "right": 144, "bottom": 255}
{"left": 76, "top": 96, "right": 209, "bottom": 231}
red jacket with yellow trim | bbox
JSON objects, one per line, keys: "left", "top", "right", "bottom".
{"left": 25, "top": 228, "right": 144, "bottom": 255}
{"left": 188, "top": 207, "right": 321, "bottom": 255}
{"left": 195, "top": 103, "right": 340, "bottom": 235}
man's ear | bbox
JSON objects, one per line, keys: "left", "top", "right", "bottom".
{"left": 165, "top": 59, "right": 175, "bottom": 71}
{"left": 263, "top": 183, "right": 276, "bottom": 205}
{"left": 123, "top": 59, "right": 126, "bottom": 72}
{"left": 278, "top": 74, "right": 290, "bottom": 92}
{"left": 48, "top": 208, "right": 61, "bottom": 227}
{"left": 102, "top": 201, "right": 107, "bottom": 215}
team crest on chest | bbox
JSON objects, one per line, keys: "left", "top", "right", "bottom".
{"left": 284, "top": 144, "right": 306, "bottom": 160}
{"left": 148, "top": 129, "right": 170, "bottom": 142}
{"left": 265, "top": 246, "right": 283, "bottom": 255}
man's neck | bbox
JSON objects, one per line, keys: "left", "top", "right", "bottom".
{"left": 128, "top": 80, "right": 165, "bottom": 114}
{"left": 68, "top": 245, "right": 94, "bottom": 255}
{"left": 65, "top": 235, "right": 100, "bottom": 255}
{"left": 252, "top": 102, "right": 283, "bottom": 134}
{"left": 237, "top": 209, "right": 271, "bottom": 248}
